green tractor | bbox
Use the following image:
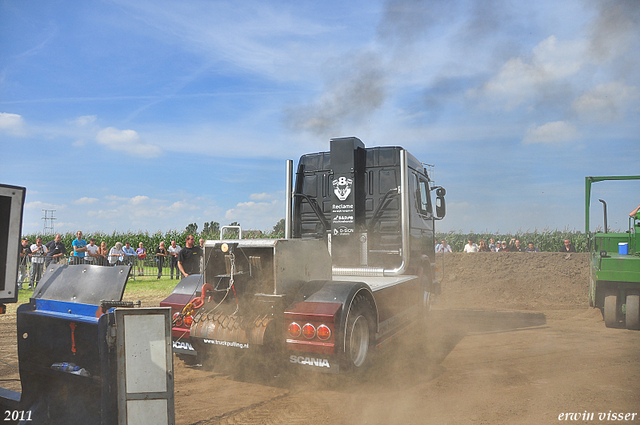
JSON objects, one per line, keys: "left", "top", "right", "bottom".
{"left": 586, "top": 176, "right": 640, "bottom": 330}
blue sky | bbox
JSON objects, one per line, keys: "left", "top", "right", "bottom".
{"left": 1, "top": 0, "right": 639, "bottom": 236}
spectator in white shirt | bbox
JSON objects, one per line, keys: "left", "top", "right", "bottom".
{"left": 85, "top": 238, "right": 100, "bottom": 264}
{"left": 436, "top": 239, "right": 452, "bottom": 253}
{"left": 463, "top": 238, "right": 479, "bottom": 253}
{"left": 29, "top": 237, "right": 48, "bottom": 288}
{"left": 168, "top": 240, "right": 182, "bottom": 280}
{"left": 109, "top": 242, "right": 125, "bottom": 266}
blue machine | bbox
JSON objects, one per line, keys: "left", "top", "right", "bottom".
{"left": 9, "top": 264, "right": 129, "bottom": 424}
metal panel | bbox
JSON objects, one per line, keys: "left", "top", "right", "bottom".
{"left": 205, "top": 238, "right": 277, "bottom": 249}
{"left": 0, "top": 184, "right": 25, "bottom": 304}
{"left": 127, "top": 399, "right": 169, "bottom": 425}
{"left": 124, "top": 314, "right": 168, "bottom": 393}
{"left": 273, "top": 239, "right": 331, "bottom": 294}
{"left": 165, "top": 274, "right": 202, "bottom": 296}
{"left": 116, "top": 307, "right": 174, "bottom": 425}
{"left": 34, "top": 263, "right": 130, "bottom": 304}
{"left": 336, "top": 274, "right": 417, "bottom": 291}
{"left": 203, "top": 238, "right": 331, "bottom": 295}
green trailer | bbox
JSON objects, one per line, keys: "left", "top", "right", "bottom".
{"left": 586, "top": 176, "right": 640, "bottom": 330}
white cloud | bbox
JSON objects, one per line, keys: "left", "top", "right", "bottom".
{"left": 167, "top": 201, "right": 198, "bottom": 213}
{"left": 104, "top": 195, "right": 129, "bottom": 202}
{"left": 130, "top": 195, "right": 150, "bottom": 205}
{"left": 225, "top": 199, "right": 283, "bottom": 230}
{"left": 72, "top": 115, "right": 97, "bottom": 127}
{"left": 572, "top": 80, "right": 640, "bottom": 123}
{"left": 67, "top": 115, "right": 99, "bottom": 146}
{"left": 249, "top": 192, "right": 278, "bottom": 201}
{"left": 96, "top": 127, "right": 139, "bottom": 145}
{"left": 82, "top": 195, "right": 212, "bottom": 232}
{"left": 96, "top": 127, "right": 163, "bottom": 158}
{"left": 24, "top": 200, "right": 66, "bottom": 211}
{"left": 73, "top": 197, "right": 99, "bottom": 205}
{"left": 0, "top": 112, "right": 27, "bottom": 136}
{"left": 522, "top": 121, "right": 579, "bottom": 144}
{"left": 468, "top": 36, "right": 587, "bottom": 110}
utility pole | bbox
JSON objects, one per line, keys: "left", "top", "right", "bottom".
{"left": 42, "top": 209, "right": 56, "bottom": 234}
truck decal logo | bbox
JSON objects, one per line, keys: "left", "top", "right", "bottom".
{"left": 334, "top": 226, "right": 354, "bottom": 236}
{"left": 333, "top": 177, "right": 352, "bottom": 201}
{"left": 203, "top": 338, "right": 249, "bottom": 349}
{"left": 173, "top": 340, "right": 195, "bottom": 351}
{"left": 289, "top": 355, "right": 331, "bottom": 368}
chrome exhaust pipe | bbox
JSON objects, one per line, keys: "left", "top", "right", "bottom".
{"left": 285, "top": 159, "right": 293, "bottom": 239}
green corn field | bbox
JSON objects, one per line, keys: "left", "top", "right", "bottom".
{"left": 435, "top": 228, "right": 588, "bottom": 252}
{"left": 22, "top": 228, "right": 275, "bottom": 256}
{"left": 23, "top": 227, "right": 588, "bottom": 253}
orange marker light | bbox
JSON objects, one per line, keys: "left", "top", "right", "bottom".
{"left": 316, "top": 324, "right": 331, "bottom": 341}
{"left": 302, "top": 323, "right": 316, "bottom": 340}
{"left": 288, "top": 322, "right": 302, "bottom": 338}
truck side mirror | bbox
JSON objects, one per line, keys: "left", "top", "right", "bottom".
{"left": 434, "top": 187, "right": 446, "bottom": 219}
{"left": 436, "top": 196, "right": 446, "bottom": 219}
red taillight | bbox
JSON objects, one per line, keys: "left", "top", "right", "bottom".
{"left": 288, "top": 322, "right": 302, "bottom": 338}
{"left": 173, "top": 312, "right": 183, "bottom": 327}
{"left": 316, "top": 324, "right": 331, "bottom": 341}
{"left": 302, "top": 323, "right": 316, "bottom": 339}
{"left": 184, "top": 315, "right": 194, "bottom": 328}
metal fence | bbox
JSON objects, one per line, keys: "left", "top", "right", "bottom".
{"left": 17, "top": 254, "right": 187, "bottom": 286}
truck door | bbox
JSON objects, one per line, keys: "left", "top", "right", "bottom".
{"left": 410, "top": 173, "right": 435, "bottom": 256}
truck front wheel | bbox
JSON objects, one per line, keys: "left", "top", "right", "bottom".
{"left": 343, "top": 295, "right": 374, "bottom": 371}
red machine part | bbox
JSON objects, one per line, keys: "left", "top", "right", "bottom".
{"left": 284, "top": 302, "right": 342, "bottom": 355}
{"left": 191, "top": 283, "right": 215, "bottom": 309}
{"left": 160, "top": 293, "right": 193, "bottom": 339}
{"left": 167, "top": 282, "right": 215, "bottom": 328}
{"left": 69, "top": 322, "right": 77, "bottom": 354}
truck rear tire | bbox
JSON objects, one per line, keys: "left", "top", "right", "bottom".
{"left": 625, "top": 294, "right": 640, "bottom": 330}
{"left": 604, "top": 294, "right": 619, "bottom": 328}
{"left": 343, "top": 295, "right": 374, "bottom": 371}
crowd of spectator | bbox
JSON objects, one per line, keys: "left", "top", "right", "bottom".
{"left": 17, "top": 228, "right": 582, "bottom": 288}
{"left": 17, "top": 231, "right": 203, "bottom": 289}
{"left": 436, "top": 237, "right": 576, "bottom": 254}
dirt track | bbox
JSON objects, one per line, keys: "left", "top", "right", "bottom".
{"left": 1, "top": 253, "right": 639, "bottom": 424}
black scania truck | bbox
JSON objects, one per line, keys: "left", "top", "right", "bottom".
{"left": 161, "top": 137, "right": 446, "bottom": 373}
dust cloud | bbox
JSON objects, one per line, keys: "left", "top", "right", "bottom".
{"left": 284, "top": 0, "right": 640, "bottom": 138}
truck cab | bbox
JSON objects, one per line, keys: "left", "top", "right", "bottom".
{"left": 294, "top": 138, "right": 444, "bottom": 281}
{"left": 163, "top": 137, "right": 446, "bottom": 373}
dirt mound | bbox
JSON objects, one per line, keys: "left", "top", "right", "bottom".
{"left": 436, "top": 252, "right": 590, "bottom": 311}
